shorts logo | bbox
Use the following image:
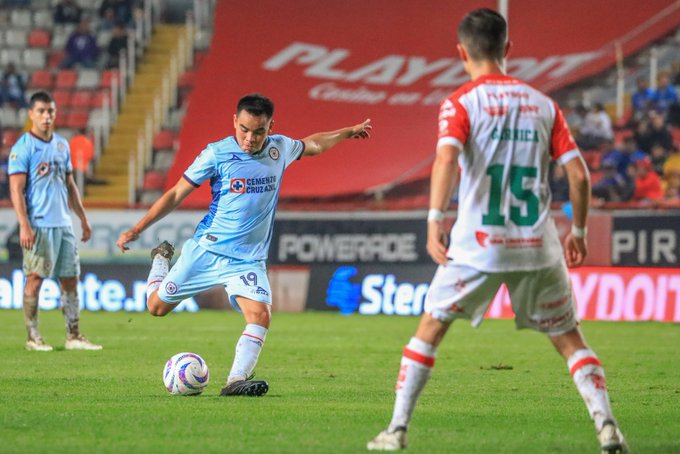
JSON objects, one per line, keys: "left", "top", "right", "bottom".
{"left": 37, "top": 162, "right": 50, "bottom": 176}
{"left": 475, "top": 230, "right": 489, "bottom": 248}
{"left": 205, "top": 234, "right": 217, "bottom": 242}
{"left": 165, "top": 282, "right": 178, "bottom": 294}
{"left": 230, "top": 178, "right": 246, "bottom": 193}
{"left": 269, "top": 147, "right": 280, "bottom": 160}
{"left": 255, "top": 286, "right": 269, "bottom": 296}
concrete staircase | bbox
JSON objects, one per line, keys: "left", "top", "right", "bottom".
{"left": 85, "top": 25, "right": 187, "bottom": 205}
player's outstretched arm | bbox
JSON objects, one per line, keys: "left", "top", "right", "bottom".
{"left": 427, "top": 144, "right": 459, "bottom": 265}
{"left": 562, "top": 155, "right": 590, "bottom": 267}
{"left": 66, "top": 173, "right": 91, "bottom": 242}
{"left": 116, "top": 178, "right": 196, "bottom": 252}
{"left": 301, "top": 119, "right": 372, "bottom": 156}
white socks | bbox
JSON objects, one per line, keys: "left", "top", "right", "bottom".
{"left": 388, "top": 337, "right": 437, "bottom": 432}
{"left": 146, "top": 255, "right": 170, "bottom": 299}
{"left": 227, "top": 324, "right": 268, "bottom": 385}
{"left": 23, "top": 295, "right": 41, "bottom": 340}
{"left": 568, "top": 348, "right": 616, "bottom": 431}
{"left": 61, "top": 291, "right": 80, "bottom": 338}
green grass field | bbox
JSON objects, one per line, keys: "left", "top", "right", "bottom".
{"left": 1, "top": 310, "right": 678, "bottom": 453}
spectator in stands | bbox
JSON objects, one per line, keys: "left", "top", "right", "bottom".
{"left": 69, "top": 128, "right": 95, "bottom": 185}
{"left": 99, "top": 0, "right": 133, "bottom": 26}
{"left": 631, "top": 77, "right": 655, "bottom": 122}
{"left": 576, "top": 103, "right": 613, "bottom": 150}
{"left": 549, "top": 163, "right": 570, "bottom": 202}
{"left": 53, "top": 0, "right": 82, "bottom": 25}
{"left": 631, "top": 156, "right": 663, "bottom": 202}
{"left": 0, "top": 62, "right": 28, "bottom": 108}
{"left": 565, "top": 104, "right": 587, "bottom": 139}
{"left": 648, "top": 113, "right": 674, "bottom": 151}
{"left": 649, "top": 144, "right": 667, "bottom": 176}
{"left": 60, "top": 19, "right": 99, "bottom": 69}
{"left": 663, "top": 144, "right": 680, "bottom": 200}
{"left": 591, "top": 158, "right": 634, "bottom": 202}
{"left": 0, "top": 148, "right": 9, "bottom": 200}
{"left": 96, "top": 6, "right": 117, "bottom": 33}
{"left": 633, "top": 118, "right": 655, "bottom": 153}
{"left": 653, "top": 72, "right": 679, "bottom": 118}
{"left": 105, "top": 22, "right": 129, "bottom": 69}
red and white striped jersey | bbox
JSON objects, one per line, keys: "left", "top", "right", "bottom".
{"left": 437, "top": 74, "right": 580, "bottom": 272}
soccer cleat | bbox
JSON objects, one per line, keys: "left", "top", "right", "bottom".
{"left": 65, "top": 335, "right": 103, "bottom": 351}
{"left": 367, "top": 428, "right": 408, "bottom": 451}
{"left": 25, "top": 337, "right": 53, "bottom": 351}
{"left": 150, "top": 240, "right": 175, "bottom": 261}
{"left": 220, "top": 377, "right": 269, "bottom": 397}
{"left": 598, "top": 421, "right": 629, "bottom": 454}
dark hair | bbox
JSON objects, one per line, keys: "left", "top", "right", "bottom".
{"left": 29, "top": 91, "right": 55, "bottom": 108}
{"left": 457, "top": 8, "right": 507, "bottom": 61}
{"left": 236, "top": 93, "right": 274, "bottom": 119}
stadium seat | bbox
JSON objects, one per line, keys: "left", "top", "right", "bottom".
{"left": 22, "top": 49, "right": 47, "bottom": 71}
{"left": 52, "top": 89, "right": 73, "bottom": 109}
{"left": 32, "top": 10, "right": 54, "bottom": 28}
{"left": 2, "top": 129, "right": 22, "bottom": 147}
{"left": 28, "top": 29, "right": 51, "bottom": 48}
{"left": 0, "top": 106, "right": 22, "bottom": 129}
{"left": 29, "top": 70, "right": 54, "bottom": 90}
{"left": 153, "top": 130, "right": 177, "bottom": 150}
{"left": 5, "top": 29, "right": 28, "bottom": 48}
{"left": 96, "top": 30, "right": 112, "bottom": 49}
{"left": 71, "top": 90, "right": 93, "bottom": 109}
{"left": 100, "top": 70, "right": 119, "bottom": 89}
{"left": 9, "top": 10, "right": 31, "bottom": 28}
{"left": 0, "top": 49, "right": 22, "bottom": 67}
{"left": 143, "top": 170, "right": 166, "bottom": 191}
{"left": 90, "top": 90, "right": 109, "bottom": 108}
{"left": 77, "top": 70, "right": 100, "bottom": 89}
{"left": 51, "top": 28, "right": 69, "bottom": 50}
{"left": 48, "top": 50, "right": 64, "bottom": 68}
{"left": 65, "top": 110, "right": 90, "bottom": 130}
{"left": 56, "top": 70, "right": 78, "bottom": 89}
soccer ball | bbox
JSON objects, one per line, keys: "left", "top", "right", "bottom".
{"left": 163, "top": 352, "right": 210, "bottom": 395}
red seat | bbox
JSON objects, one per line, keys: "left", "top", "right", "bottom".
{"left": 29, "top": 70, "right": 53, "bottom": 90}
{"left": 65, "top": 110, "right": 89, "bottom": 130}
{"left": 52, "top": 89, "right": 73, "bottom": 108}
{"left": 54, "top": 108, "right": 70, "bottom": 128}
{"left": 71, "top": 90, "right": 93, "bottom": 109}
{"left": 143, "top": 170, "right": 166, "bottom": 190}
{"left": 100, "top": 70, "right": 119, "bottom": 88}
{"left": 90, "top": 90, "right": 109, "bottom": 108}
{"left": 48, "top": 51, "right": 64, "bottom": 68}
{"left": 153, "top": 130, "right": 177, "bottom": 150}
{"left": 55, "top": 70, "right": 78, "bottom": 89}
{"left": 27, "top": 29, "right": 51, "bottom": 48}
{"left": 2, "top": 129, "right": 22, "bottom": 147}
{"left": 178, "top": 71, "right": 196, "bottom": 89}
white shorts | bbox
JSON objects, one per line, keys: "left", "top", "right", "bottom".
{"left": 425, "top": 259, "right": 577, "bottom": 335}
{"left": 157, "top": 238, "right": 272, "bottom": 311}
{"left": 23, "top": 226, "right": 80, "bottom": 279}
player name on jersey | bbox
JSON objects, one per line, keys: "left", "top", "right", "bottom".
{"left": 490, "top": 127, "right": 539, "bottom": 143}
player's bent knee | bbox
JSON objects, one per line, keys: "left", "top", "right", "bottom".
{"left": 147, "top": 293, "right": 172, "bottom": 317}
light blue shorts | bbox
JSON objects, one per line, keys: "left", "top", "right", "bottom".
{"left": 157, "top": 238, "right": 272, "bottom": 311}
{"left": 23, "top": 226, "right": 80, "bottom": 278}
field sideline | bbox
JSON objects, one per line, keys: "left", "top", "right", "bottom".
{"left": 1, "top": 310, "right": 678, "bottom": 453}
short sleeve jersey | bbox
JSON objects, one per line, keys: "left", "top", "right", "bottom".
{"left": 184, "top": 134, "right": 304, "bottom": 261}
{"left": 437, "top": 74, "right": 579, "bottom": 272}
{"left": 8, "top": 132, "right": 73, "bottom": 228}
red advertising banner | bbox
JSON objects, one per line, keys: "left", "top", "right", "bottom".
{"left": 171, "top": 0, "right": 680, "bottom": 203}
{"left": 488, "top": 267, "right": 680, "bottom": 322}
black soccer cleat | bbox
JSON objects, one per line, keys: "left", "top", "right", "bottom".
{"left": 220, "top": 378, "right": 269, "bottom": 397}
{"left": 150, "top": 240, "right": 175, "bottom": 261}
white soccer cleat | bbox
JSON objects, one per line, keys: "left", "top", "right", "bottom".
{"left": 25, "top": 338, "right": 53, "bottom": 351}
{"left": 367, "top": 429, "right": 407, "bottom": 451}
{"left": 65, "top": 335, "right": 103, "bottom": 351}
{"left": 598, "top": 421, "right": 629, "bottom": 454}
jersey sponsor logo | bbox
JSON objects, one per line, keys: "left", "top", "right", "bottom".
{"left": 229, "top": 153, "right": 242, "bottom": 161}
{"left": 230, "top": 178, "right": 246, "bottom": 193}
{"left": 484, "top": 105, "right": 508, "bottom": 116}
{"left": 165, "top": 281, "right": 178, "bottom": 294}
{"left": 439, "top": 99, "right": 456, "bottom": 119}
{"left": 269, "top": 147, "right": 280, "bottom": 160}
{"left": 37, "top": 162, "right": 50, "bottom": 176}
{"left": 490, "top": 127, "right": 539, "bottom": 143}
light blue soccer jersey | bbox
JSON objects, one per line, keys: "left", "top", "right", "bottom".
{"left": 184, "top": 134, "right": 304, "bottom": 260}
{"left": 8, "top": 132, "right": 73, "bottom": 228}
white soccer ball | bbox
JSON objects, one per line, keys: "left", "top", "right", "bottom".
{"left": 163, "top": 352, "right": 210, "bottom": 395}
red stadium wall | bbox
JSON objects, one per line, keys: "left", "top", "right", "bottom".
{"left": 170, "top": 0, "right": 680, "bottom": 206}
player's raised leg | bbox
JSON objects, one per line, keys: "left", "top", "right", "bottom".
{"left": 61, "top": 277, "right": 102, "bottom": 350}
{"left": 221, "top": 296, "right": 270, "bottom": 397}
{"left": 145, "top": 240, "right": 176, "bottom": 316}
{"left": 368, "top": 313, "right": 450, "bottom": 450}
{"left": 550, "top": 328, "right": 628, "bottom": 453}
{"left": 23, "top": 273, "right": 52, "bottom": 351}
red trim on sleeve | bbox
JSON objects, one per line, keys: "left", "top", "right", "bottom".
{"left": 550, "top": 101, "right": 578, "bottom": 160}
{"left": 403, "top": 347, "right": 435, "bottom": 367}
{"left": 569, "top": 357, "right": 602, "bottom": 376}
